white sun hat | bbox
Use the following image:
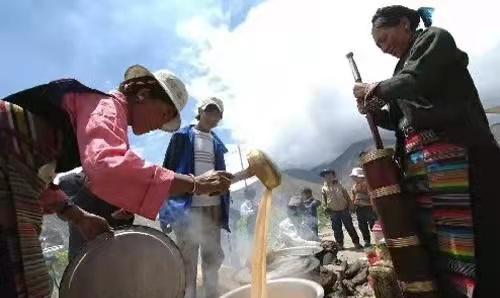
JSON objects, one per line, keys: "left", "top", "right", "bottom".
{"left": 349, "top": 167, "right": 365, "bottom": 178}
{"left": 198, "top": 96, "right": 224, "bottom": 113}
{"left": 124, "top": 65, "right": 188, "bottom": 132}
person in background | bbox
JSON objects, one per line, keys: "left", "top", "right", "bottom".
{"left": 320, "top": 169, "right": 362, "bottom": 250}
{"left": 0, "top": 65, "right": 232, "bottom": 298}
{"left": 350, "top": 167, "right": 376, "bottom": 248}
{"left": 58, "top": 171, "right": 135, "bottom": 261}
{"left": 353, "top": 5, "right": 500, "bottom": 297}
{"left": 301, "top": 187, "right": 321, "bottom": 241}
{"left": 287, "top": 194, "right": 303, "bottom": 231}
{"left": 159, "top": 97, "right": 229, "bottom": 298}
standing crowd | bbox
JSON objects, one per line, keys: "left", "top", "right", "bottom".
{"left": 285, "top": 159, "right": 377, "bottom": 250}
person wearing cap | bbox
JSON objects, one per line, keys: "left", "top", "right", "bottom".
{"left": 350, "top": 167, "right": 376, "bottom": 248}
{"left": 0, "top": 66, "right": 232, "bottom": 298}
{"left": 320, "top": 169, "right": 362, "bottom": 250}
{"left": 159, "top": 96, "right": 228, "bottom": 298}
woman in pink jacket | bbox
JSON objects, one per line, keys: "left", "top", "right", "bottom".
{"left": 0, "top": 64, "right": 232, "bottom": 298}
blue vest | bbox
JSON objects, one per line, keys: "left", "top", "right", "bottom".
{"left": 159, "top": 125, "right": 231, "bottom": 231}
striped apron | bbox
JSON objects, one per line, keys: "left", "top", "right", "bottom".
{"left": 403, "top": 128, "right": 475, "bottom": 298}
{"left": 0, "top": 100, "right": 61, "bottom": 298}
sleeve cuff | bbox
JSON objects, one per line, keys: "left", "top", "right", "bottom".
{"left": 138, "top": 167, "right": 175, "bottom": 219}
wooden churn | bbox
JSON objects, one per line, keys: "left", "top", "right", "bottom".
{"left": 346, "top": 52, "right": 439, "bottom": 298}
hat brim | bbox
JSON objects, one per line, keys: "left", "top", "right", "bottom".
{"left": 199, "top": 102, "right": 224, "bottom": 114}
{"left": 124, "top": 64, "right": 182, "bottom": 132}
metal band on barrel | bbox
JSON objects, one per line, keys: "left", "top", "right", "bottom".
{"left": 385, "top": 235, "right": 420, "bottom": 248}
{"left": 360, "top": 148, "right": 395, "bottom": 164}
{"left": 400, "top": 280, "right": 436, "bottom": 293}
{"left": 369, "top": 184, "right": 400, "bottom": 199}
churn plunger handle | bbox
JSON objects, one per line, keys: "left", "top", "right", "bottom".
{"left": 346, "top": 52, "right": 384, "bottom": 149}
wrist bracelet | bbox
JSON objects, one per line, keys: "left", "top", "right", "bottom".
{"left": 188, "top": 174, "right": 197, "bottom": 194}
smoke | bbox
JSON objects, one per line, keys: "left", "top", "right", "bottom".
{"left": 177, "top": 0, "right": 500, "bottom": 169}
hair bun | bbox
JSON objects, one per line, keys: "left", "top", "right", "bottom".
{"left": 417, "top": 7, "right": 434, "bottom": 27}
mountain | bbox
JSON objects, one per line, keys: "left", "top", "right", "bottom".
{"left": 285, "top": 137, "right": 396, "bottom": 185}
{"left": 286, "top": 122, "right": 500, "bottom": 186}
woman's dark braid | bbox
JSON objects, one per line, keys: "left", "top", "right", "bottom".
{"left": 119, "top": 77, "right": 174, "bottom": 106}
{"left": 119, "top": 77, "right": 158, "bottom": 97}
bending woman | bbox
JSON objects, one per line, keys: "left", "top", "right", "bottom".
{"left": 352, "top": 6, "right": 500, "bottom": 298}
{"left": 0, "top": 65, "right": 232, "bottom": 298}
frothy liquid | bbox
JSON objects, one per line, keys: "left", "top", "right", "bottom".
{"left": 250, "top": 189, "right": 272, "bottom": 298}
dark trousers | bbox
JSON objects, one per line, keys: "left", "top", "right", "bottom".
{"left": 330, "top": 209, "right": 360, "bottom": 246}
{"left": 355, "top": 206, "right": 376, "bottom": 244}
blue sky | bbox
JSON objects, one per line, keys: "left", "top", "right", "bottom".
{"left": 0, "top": 0, "right": 263, "bottom": 165}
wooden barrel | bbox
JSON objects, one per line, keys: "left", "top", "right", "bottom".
{"left": 361, "top": 149, "right": 439, "bottom": 298}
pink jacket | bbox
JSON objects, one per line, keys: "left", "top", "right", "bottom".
{"left": 51, "top": 90, "right": 175, "bottom": 219}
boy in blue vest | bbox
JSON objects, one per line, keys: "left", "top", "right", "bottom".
{"left": 159, "top": 97, "right": 229, "bottom": 298}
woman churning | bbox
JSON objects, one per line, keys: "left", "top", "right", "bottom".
{"left": 353, "top": 5, "right": 500, "bottom": 298}
{"left": 0, "top": 65, "right": 232, "bottom": 298}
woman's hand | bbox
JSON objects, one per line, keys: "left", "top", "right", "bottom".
{"left": 353, "top": 82, "right": 379, "bottom": 100}
{"left": 64, "top": 206, "right": 113, "bottom": 240}
{"left": 194, "top": 170, "right": 233, "bottom": 195}
{"left": 356, "top": 99, "right": 367, "bottom": 114}
{"left": 111, "top": 208, "right": 134, "bottom": 220}
{"left": 353, "top": 82, "right": 371, "bottom": 100}
{"left": 74, "top": 211, "right": 113, "bottom": 241}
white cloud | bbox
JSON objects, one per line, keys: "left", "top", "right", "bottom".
{"left": 177, "top": 0, "right": 500, "bottom": 169}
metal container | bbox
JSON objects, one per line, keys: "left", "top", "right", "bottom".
{"left": 219, "top": 278, "right": 324, "bottom": 298}
{"left": 59, "top": 226, "right": 185, "bottom": 298}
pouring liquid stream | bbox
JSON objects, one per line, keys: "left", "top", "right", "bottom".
{"left": 250, "top": 189, "right": 273, "bottom": 298}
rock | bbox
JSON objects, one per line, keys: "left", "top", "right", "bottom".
{"left": 345, "top": 260, "right": 363, "bottom": 279}
{"left": 319, "top": 267, "right": 337, "bottom": 291}
{"left": 322, "top": 252, "right": 336, "bottom": 265}
{"left": 320, "top": 240, "right": 341, "bottom": 254}
{"left": 369, "top": 264, "right": 403, "bottom": 298}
